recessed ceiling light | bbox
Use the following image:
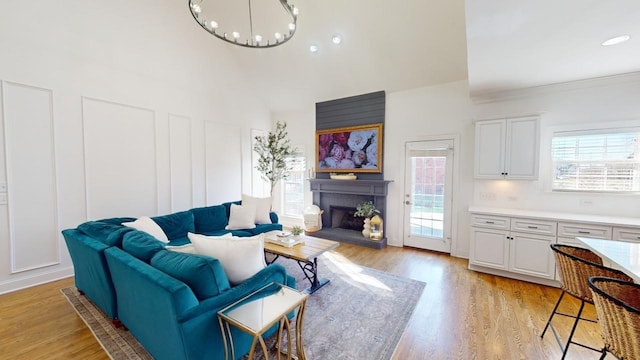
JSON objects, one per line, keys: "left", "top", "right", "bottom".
{"left": 602, "top": 35, "right": 630, "bottom": 46}
{"left": 331, "top": 34, "right": 343, "bottom": 45}
{"left": 309, "top": 44, "right": 319, "bottom": 53}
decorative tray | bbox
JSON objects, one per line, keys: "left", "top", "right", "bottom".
{"left": 330, "top": 173, "right": 357, "bottom": 180}
{"left": 265, "top": 236, "right": 305, "bottom": 248}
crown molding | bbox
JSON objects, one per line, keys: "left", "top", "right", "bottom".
{"left": 470, "top": 71, "right": 640, "bottom": 105}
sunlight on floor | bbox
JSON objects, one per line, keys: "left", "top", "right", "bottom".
{"left": 324, "top": 252, "right": 392, "bottom": 292}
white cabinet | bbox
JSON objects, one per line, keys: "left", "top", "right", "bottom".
{"left": 557, "top": 222, "right": 612, "bottom": 240}
{"left": 470, "top": 227, "right": 510, "bottom": 270}
{"left": 474, "top": 116, "right": 539, "bottom": 180}
{"left": 509, "top": 232, "right": 556, "bottom": 279}
{"left": 470, "top": 215, "right": 556, "bottom": 280}
{"left": 469, "top": 207, "right": 640, "bottom": 286}
{"left": 613, "top": 227, "right": 640, "bottom": 243}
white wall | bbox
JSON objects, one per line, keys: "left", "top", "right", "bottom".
{"left": 0, "top": 0, "right": 272, "bottom": 293}
{"left": 386, "top": 81, "right": 474, "bottom": 256}
{"left": 471, "top": 74, "right": 640, "bottom": 218}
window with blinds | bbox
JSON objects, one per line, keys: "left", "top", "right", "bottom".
{"left": 281, "top": 151, "right": 306, "bottom": 217}
{"left": 551, "top": 129, "right": 640, "bottom": 192}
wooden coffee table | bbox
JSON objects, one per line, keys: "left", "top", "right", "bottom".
{"left": 264, "top": 232, "right": 339, "bottom": 294}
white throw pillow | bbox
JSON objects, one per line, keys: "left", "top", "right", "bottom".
{"left": 122, "top": 216, "right": 169, "bottom": 243}
{"left": 189, "top": 233, "right": 266, "bottom": 285}
{"left": 225, "top": 204, "right": 257, "bottom": 230}
{"left": 165, "top": 244, "right": 197, "bottom": 254}
{"left": 241, "top": 194, "right": 272, "bottom": 224}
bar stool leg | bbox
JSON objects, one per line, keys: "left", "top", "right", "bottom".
{"left": 541, "top": 291, "right": 566, "bottom": 338}
{"left": 561, "top": 299, "right": 585, "bottom": 360}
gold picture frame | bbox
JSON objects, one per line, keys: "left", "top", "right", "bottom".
{"left": 316, "top": 123, "right": 382, "bottom": 173}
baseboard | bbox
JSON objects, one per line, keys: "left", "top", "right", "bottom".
{"left": 0, "top": 266, "right": 74, "bottom": 295}
{"left": 468, "top": 263, "right": 560, "bottom": 288}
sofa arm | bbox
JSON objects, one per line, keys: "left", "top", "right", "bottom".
{"left": 179, "top": 263, "right": 291, "bottom": 321}
{"left": 269, "top": 211, "right": 279, "bottom": 224}
{"left": 175, "top": 263, "right": 295, "bottom": 360}
{"left": 62, "top": 229, "right": 118, "bottom": 319}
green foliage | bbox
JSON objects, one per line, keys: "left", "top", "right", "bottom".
{"left": 291, "top": 225, "right": 303, "bottom": 236}
{"left": 354, "top": 201, "right": 378, "bottom": 218}
{"left": 253, "top": 121, "right": 295, "bottom": 196}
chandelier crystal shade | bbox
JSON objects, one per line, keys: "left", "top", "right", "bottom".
{"left": 188, "top": 0, "right": 298, "bottom": 48}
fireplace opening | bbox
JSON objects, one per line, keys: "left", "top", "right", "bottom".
{"left": 329, "top": 206, "right": 363, "bottom": 231}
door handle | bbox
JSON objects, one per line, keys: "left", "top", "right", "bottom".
{"left": 405, "top": 201, "right": 411, "bottom": 205}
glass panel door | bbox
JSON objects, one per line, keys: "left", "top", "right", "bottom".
{"left": 404, "top": 140, "right": 453, "bottom": 253}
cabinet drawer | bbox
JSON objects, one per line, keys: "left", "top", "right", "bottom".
{"left": 471, "top": 214, "right": 510, "bottom": 230}
{"left": 510, "top": 218, "right": 557, "bottom": 236}
{"left": 613, "top": 227, "right": 640, "bottom": 243}
{"left": 557, "top": 222, "right": 612, "bottom": 239}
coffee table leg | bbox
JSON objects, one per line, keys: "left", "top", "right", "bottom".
{"left": 297, "top": 257, "right": 330, "bottom": 294}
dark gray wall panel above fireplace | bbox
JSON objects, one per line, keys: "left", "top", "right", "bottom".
{"left": 315, "top": 91, "right": 385, "bottom": 181}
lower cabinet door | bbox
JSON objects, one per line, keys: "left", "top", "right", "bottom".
{"left": 509, "top": 232, "right": 556, "bottom": 279}
{"left": 470, "top": 228, "right": 510, "bottom": 270}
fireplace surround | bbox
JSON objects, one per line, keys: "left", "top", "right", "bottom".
{"left": 308, "top": 179, "right": 391, "bottom": 249}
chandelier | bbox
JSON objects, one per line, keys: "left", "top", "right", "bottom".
{"left": 188, "top": 0, "right": 299, "bottom": 48}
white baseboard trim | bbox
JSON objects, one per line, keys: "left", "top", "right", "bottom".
{"left": 0, "top": 266, "right": 74, "bottom": 295}
{"left": 468, "top": 263, "right": 560, "bottom": 288}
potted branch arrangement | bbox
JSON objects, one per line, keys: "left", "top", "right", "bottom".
{"left": 354, "top": 201, "right": 379, "bottom": 238}
{"left": 253, "top": 121, "right": 296, "bottom": 200}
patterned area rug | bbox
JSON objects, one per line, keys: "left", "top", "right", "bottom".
{"left": 62, "top": 252, "right": 425, "bottom": 360}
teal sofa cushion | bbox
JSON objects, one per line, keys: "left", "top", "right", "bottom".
{"left": 152, "top": 211, "right": 195, "bottom": 240}
{"left": 78, "top": 220, "right": 135, "bottom": 247}
{"left": 250, "top": 223, "right": 282, "bottom": 235}
{"left": 151, "top": 250, "right": 231, "bottom": 300}
{"left": 98, "top": 217, "right": 137, "bottom": 226}
{"left": 166, "top": 236, "right": 190, "bottom": 247}
{"left": 190, "top": 205, "right": 228, "bottom": 233}
{"left": 122, "top": 231, "right": 165, "bottom": 262}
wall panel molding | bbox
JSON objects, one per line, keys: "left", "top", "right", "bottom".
{"left": 205, "top": 122, "right": 242, "bottom": 204}
{"left": 250, "top": 128, "right": 269, "bottom": 197}
{"left": 2, "top": 81, "right": 60, "bottom": 273}
{"left": 168, "top": 113, "right": 194, "bottom": 211}
{"left": 82, "top": 97, "right": 158, "bottom": 219}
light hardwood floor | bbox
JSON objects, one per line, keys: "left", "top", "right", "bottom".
{"left": 0, "top": 243, "right": 605, "bottom": 359}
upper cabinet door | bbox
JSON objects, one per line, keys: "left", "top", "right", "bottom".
{"left": 474, "top": 116, "right": 540, "bottom": 180}
{"left": 505, "top": 116, "right": 539, "bottom": 179}
{"left": 474, "top": 119, "right": 506, "bottom": 179}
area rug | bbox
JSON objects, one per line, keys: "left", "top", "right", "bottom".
{"left": 61, "top": 252, "right": 425, "bottom": 360}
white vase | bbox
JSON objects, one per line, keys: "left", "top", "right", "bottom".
{"left": 362, "top": 218, "right": 371, "bottom": 238}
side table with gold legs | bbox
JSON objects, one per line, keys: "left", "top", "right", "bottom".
{"left": 218, "top": 282, "right": 308, "bottom": 360}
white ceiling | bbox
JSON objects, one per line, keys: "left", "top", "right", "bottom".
{"left": 189, "top": 0, "right": 640, "bottom": 112}
{"left": 466, "top": 0, "right": 640, "bottom": 97}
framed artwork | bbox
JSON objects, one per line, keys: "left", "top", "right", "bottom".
{"left": 316, "top": 123, "right": 382, "bottom": 173}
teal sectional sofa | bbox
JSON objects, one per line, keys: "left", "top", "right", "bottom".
{"left": 63, "top": 201, "right": 291, "bottom": 360}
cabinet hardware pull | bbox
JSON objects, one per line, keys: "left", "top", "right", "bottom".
{"left": 485, "top": 221, "right": 495, "bottom": 224}
{"left": 527, "top": 226, "right": 538, "bottom": 229}
{"left": 577, "top": 231, "right": 590, "bottom": 234}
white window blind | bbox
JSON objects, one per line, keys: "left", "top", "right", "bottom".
{"left": 281, "top": 151, "right": 306, "bottom": 217}
{"left": 551, "top": 129, "right": 640, "bottom": 192}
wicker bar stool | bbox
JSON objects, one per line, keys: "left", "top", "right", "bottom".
{"left": 589, "top": 276, "right": 640, "bottom": 360}
{"left": 541, "top": 244, "right": 634, "bottom": 359}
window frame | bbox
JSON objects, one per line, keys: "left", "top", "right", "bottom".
{"left": 550, "top": 127, "right": 640, "bottom": 194}
{"left": 280, "top": 147, "right": 306, "bottom": 218}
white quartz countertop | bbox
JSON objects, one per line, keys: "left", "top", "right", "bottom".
{"left": 578, "top": 237, "right": 640, "bottom": 283}
{"left": 468, "top": 206, "right": 640, "bottom": 227}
